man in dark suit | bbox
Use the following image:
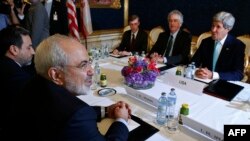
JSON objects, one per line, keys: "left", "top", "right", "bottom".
{"left": 191, "top": 11, "right": 245, "bottom": 81}
{"left": 25, "top": 0, "right": 49, "bottom": 48}
{"left": 44, "top": 0, "right": 69, "bottom": 35}
{"left": 0, "top": 26, "right": 35, "bottom": 136}
{"left": 149, "top": 10, "right": 192, "bottom": 65}
{"left": 4, "top": 34, "right": 131, "bottom": 141}
{"left": 112, "top": 15, "right": 148, "bottom": 56}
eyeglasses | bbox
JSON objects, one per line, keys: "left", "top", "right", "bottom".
{"left": 64, "top": 60, "right": 92, "bottom": 71}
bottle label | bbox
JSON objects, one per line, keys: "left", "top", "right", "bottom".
{"left": 180, "top": 107, "right": 189, "bottom": 115}
{"left": 158, "top": 105, "right": 167, "bottom": 112}
{"left": 100, "top": 80, "right": 107, "bottom": 87}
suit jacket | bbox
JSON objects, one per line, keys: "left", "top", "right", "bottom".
{"left": 0, "top": 56, "right": 34, "bottom": 134}
{"left": 191, "top": 34, "right": 245, "bottom": 81}
{"left": 49, "top": 0, "right": 69, "bottom": 35}
{"left": 116, "top": 29, "right": 148, "bottom": 54}
{"left": 150, "top": 30, "right": 192, "bottom": 65}
{"left": 25, "top": 2, "right": 50, "bottom": 48}
{"left": 4, "top": 75, "right": 128, "bottom": 141}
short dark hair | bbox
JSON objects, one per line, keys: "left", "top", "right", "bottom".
{"left": 0, "top": 25, "right": 30, "bottom": 56}
{"left": 129, "top": 15, "right": 139, "bottom": 22}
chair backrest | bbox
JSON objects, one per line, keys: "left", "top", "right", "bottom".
{"left": 237, "top": 35, "right": 250, "bottom": 56}
{"left": 237, "top": 35, "right": 250, "bottom": 82}
{"left": 148, "top": 26, "right": 164, "bottom": 51}
{"left": 196, "top": 31, "right": 212, "bottom": 49}
{"left": 123, "top": 25, "right": 131, "bottom": 33}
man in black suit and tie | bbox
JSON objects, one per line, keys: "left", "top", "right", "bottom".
{"left": 149, "top": 10, "right": 192, "bottom": 66}
{"left": 191, "top": 11, "right": 245, "bottom": 81}
{"left": 4, "top": 34, "right": 131, "bottom": 141}
{"left": 0, "top": 26, "right": 35, "bottom": 136}
{"left": 44, "top": 0, "right": 69, "bottom": 35}
{"left": 112, "top": 15, "right": 148, "bottom": 56}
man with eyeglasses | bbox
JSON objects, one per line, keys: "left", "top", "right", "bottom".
{"left": 112, "top": 14, "right": 148, "bottom": 56}
{"left": 4, "top": 34, "right": 131, "bottom": 141}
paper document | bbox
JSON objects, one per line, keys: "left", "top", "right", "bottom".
{"left": 97, "top": 118, "right": 140, "bottom": 135}
{"left": 194, "top": 76, "right": 213, "bottom": 84}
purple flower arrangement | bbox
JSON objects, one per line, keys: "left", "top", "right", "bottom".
{"left": 121, "top": 56, "right": 159, "bottom": 89}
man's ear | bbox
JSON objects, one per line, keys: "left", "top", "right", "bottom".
{"left": 9, "top": 45, "right": 19, "bottom": 56}
{"left": 48, "top": 67, "right": 64, "bottom": 85}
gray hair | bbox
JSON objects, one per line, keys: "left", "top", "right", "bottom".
{"left": 168, "top": 10, "right": 183, "bottom": 25}
{"left": 34, "top": 34, "right": 70, "bottom": 77}
{"left": 213, "top": 11, "right": 235, "bottom": 30}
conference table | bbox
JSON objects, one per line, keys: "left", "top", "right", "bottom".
{"left": 77, "top": 56, "right": 250, "bottom": 141}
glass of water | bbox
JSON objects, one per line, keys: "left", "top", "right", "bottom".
{"left": 166, "top": 109, "right": 180, "bottom": 133}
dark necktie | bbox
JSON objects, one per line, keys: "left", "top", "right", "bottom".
{"left": 130, "top": 33, "right": 136, "bottom": 51}
{"left": 163, "top": 35, "right": 173, "bottom": 56}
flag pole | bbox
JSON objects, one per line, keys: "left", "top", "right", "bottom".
{"left": 79, "top": 0, "right": 93, "bottom": 50}
{"left": 82, "top": 34, "right": 88, "bottom": 50}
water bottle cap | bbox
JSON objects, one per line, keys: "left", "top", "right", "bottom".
{"left": 161, "top": 92, "right": 166, "bottom": 96}
{"left": 171, "top": 88, "right": 175, "bottom": 91}
{"left": 182, "top": 103, "right": 189, "bottom": 108}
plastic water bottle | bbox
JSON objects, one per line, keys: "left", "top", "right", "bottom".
{"left": 167, "top": 88, "right": 177, "bottom": 118}
{"left": 104, "top": 46, "right": 109, "bottom": 58}
{"left": 141, "top": 51, "right": 146, "bottom": 60}
{"left": 94, "top": 62, "right": 101, "bottom": 85}
{"left": 191, "top": 62, "right": 196, "bottom": 79}
{"left": 156, "top": 92, "right": 168, "bottom": 125}
{"left": 134, "top": 52, "right": 139, "bottom": 59}
{"left": 184, "top": 64, "right": 192, "bottom": 79}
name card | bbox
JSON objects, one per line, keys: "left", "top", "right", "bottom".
{"left": 182, "top": 115, "right": 224, "bottom": 141}
{"left": 160, "top": 73, "right": 207, "bottom": 95}
{"left": 125, "top": 85, "right": 159, "bottom": 108}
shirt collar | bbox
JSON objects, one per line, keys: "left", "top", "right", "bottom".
{"left": 216, "top": 34, "right": 228, "bottom": 45}
{"left": 14, "top": 60, "right": 22, "bottom": 67}
{"left": 170, "top": 29, "right": 179, "bottom": 39}
{"left": 46, "top": 0, "right": 53, "bottom": 3}
{"left": 131, "top": 29, "right": 139, "bottom": 37}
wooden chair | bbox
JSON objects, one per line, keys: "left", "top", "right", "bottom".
{"left": 123, "top": 25, "right": 131, "bottom": 33}
{"left": 148, "top": 26, "right": 164, "bottom": 52}
{"left": 196, "top": 31, "right": 212, "bottom": 49}
{"left": 191, "top": 31, "right": 212, "bottom": 58}
{"left": 237, "top": 35, "right": 250, "bottom": 83}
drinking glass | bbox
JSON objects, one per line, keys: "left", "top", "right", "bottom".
{"left": 166, "top": 109, "right": 180, "bottom": 133}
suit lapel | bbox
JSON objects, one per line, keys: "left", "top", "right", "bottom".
{"left": 172, "top": 31, "right": 182, "bottom": 55}
{"left": 206, "top": 38, "right": 215, "bottom": 70}
{"left": 162, "top": 32, "right": 171, "bottom": 55}
{"left": 215, "top": 35, "right": 232, "bottom": 70}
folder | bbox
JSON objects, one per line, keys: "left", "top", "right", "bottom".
{"left": 109, "top": 54, "right": 129, "bottom": 58}
{"left": 128, "top": 115, "right": 159, "bottom": 141}
{"left": 203, "top": 79, "right": 244, "bottom": 101}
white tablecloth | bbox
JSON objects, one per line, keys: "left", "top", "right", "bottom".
{"left": 78, "top": 57, "right": 250, "bottom": 141}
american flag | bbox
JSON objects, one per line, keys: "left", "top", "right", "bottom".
{"left": 66, "top": 0, "right": 80, "bottom": 41}
{"left": 79, "top": 0, "right": 93, "bottom": 39}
